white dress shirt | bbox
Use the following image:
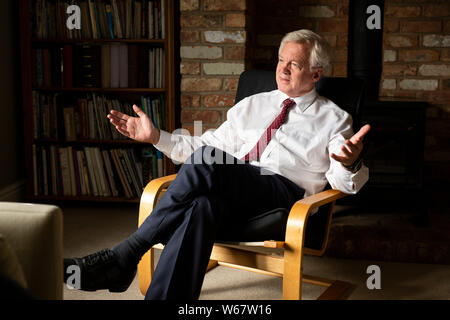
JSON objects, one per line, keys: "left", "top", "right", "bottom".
{"left": 155, "top": 88, "right": 369, "bottom": 197}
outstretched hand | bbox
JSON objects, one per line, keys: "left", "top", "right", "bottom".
{"left": 107, "top": 104, "right": 160, "bottom": 144}
{"left": 330, "top": 124, "right": 371, "bottom": 167}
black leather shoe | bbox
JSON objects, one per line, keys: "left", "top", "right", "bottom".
{"left": 63, "top": 249, "right": 136, "bottom": 292}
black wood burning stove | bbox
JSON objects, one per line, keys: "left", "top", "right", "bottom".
{"left": 345, "top": 0, "right": 428, "bottom": 220}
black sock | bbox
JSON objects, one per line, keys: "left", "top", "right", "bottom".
{"left": 111, "top": 233, "right": 150, "bottom": 270}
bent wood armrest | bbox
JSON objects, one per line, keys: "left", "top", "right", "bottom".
{"left": 282, "top": 189, "right": 347, "bottom": 299}
{"left": 138, "top": 174, "right": 177, "bottom": 295}
{"left": 138, "top": 174, "right": 178, "bottom": 226}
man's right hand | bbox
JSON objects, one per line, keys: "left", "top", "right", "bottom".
{"left": 107, "top": 104, "right": 160, "bottom": 145}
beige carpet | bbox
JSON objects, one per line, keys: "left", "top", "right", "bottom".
{"left": 61, "top": 203, "right": 450, "bottom": 300}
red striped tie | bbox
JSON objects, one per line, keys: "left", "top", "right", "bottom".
{"left": 243, "top": 98, "right": 296, "bottom": 162}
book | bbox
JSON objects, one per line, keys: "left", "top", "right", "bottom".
{"left": 42, "top": 48, "right": 51, "bottom": 87}
{"left": 101, "top": 44, "right": 111, "bottom": 88}
{"left": 73, "top": 44, "right": 101, "bottom": 87}
{"left": 93, "top": 147, "right": 111, "bottom": 196}
{"left": 84, "top": 147, "right": 99, "bottom": 196}
{"left": 63, "top": 106, "right": 77, "bottom": 141}
{"left": 80, "top": 1, "right": 93, "bottom": 39}
{"left": 67, "top": 146, "right": 77, "bottom": 196}
{"left": 122, "top": 148, "right": 142, "bottom": 196}
{"left": 127, "top": 44, "right": 138, "bottom": 88}
{"left": 111, "top": 0, "right": 123, "bottom": 38}
{"left": 117, "top": 149, "right": 136, "bottom": 197}
{"left": 87, "top": 0, "right": 99, "bottom": 39}
{"left": 62, "top": 45, "right": 73, "bottom": 88}
{"left": 80, "top": 150, "right": 92, "bottom": 195}
{"left": 96, "top": 0, "right": 109, "bottom": 39}
{"left": 110, "top": 43, "right": 120, "bottom": 88}
{"left": 49, "top": 145, "right": 58, "bottom": 196}
{"left": 102, "top": 150, "right": 119, "bottom": 197}
{"left": 32, "top": 144, "right": 38, "bottom": 196}
{"left": 72, "top": 148, "right": 82, "bottom": 196}
{"left": 105, "top": 3, "right": 116, "bottom": 39}
{"left": 76, "top": 150, "right": 87, "bottom": 196}
{"left": 59, "top": 147, "right": 71, "bottom": 196}
{"left": 156, "top": 150, "right": 164, "bottom": 178}
{"left": 110, "top": 149, "right": 133, "bottom": 198}
{"left": 119, "top": 44, "right": 128, "bottom": 88}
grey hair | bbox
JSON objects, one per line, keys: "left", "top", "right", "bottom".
{"left": 279, "top": 29, "right": 332, "bottom": 71}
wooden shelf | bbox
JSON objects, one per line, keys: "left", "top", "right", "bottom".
{"left": 31, "top": 38, "right": 166, "bottom": 44}
{"left": 34, "top": 138, "right": 147, "bottom": 146}
{"left": 29, "top": 194, "right": 140, "bottom": 203}
{"left": 33, "top": 87, "right": 166, "bottom": 93}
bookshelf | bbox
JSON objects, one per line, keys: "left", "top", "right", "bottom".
{"left": 19, "top": 0, "right": 178, "bottom": 203}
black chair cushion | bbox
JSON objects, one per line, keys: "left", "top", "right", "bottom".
{"left": 234, "top": 70, "right": 277, "bottom": 105}
{"left": 217, "top": 205, "right": 332, "bottom": 250}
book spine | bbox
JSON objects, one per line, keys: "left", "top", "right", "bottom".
{"left": 110, "top": 149, "right": 132, "bottom": 198}
{"left": 84, "top": 147, "right": 99, "bottom": 196}
{"left": 101, "top": 44, "right": 111, "bottom": 88}
{"left": 32, "top": 144, "right": 38, "bottom": 196}
{"left": 80, "top": 150, "right": 92, "bottom": 195}
{"left": 102, "top": 149, "right": 119, "bottom": 197}
{"left": 118, "top": 149, "right": 136, "bottom": 197}
{"left": 105, "top": 3, "right": 115, "bottom": 39}
{"left": 122, "top": 148, "right": 141, "bottom": 197}
{"left": 119, "top": 44, "right": 128, "bottom": 88}
{"left": 67, "top": 146, "right": 77, "bottom": 196}
{"left": 50, "top": 145, "right": 58, "bottom": 196}
{"left": 62, "top": 45, "right": 73, "bottom": 88}
{"left": 41, "top": 146, "right": 48, "bottom": 195}
{"left": 59, "top": 147, "right": 71, "bottom": 196}
{"left": 72, "top": 148, "right": 82, "bottom": 196}
{"left": 87, "top": 0, "right": 98, "bottom": 39}
{"left": 110, "top": 43, "right": 120, "bottom": 88}
{"left": 111, "top": 0, "right": 123, "bottom": 38}
{"left": 76, "top": 150, "right": 87, "bottom": 196}
{"left": 93, "top": 147, "right": 111, "bottom": 196}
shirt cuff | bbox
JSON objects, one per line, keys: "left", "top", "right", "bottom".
{"left": 154, "top": 129, "right": 171, "bottom": 148}
{"left": 153, "top": 129, "right": 175, "bottom": 157}
{"left": 345, "top": 164, "right": 369, "bottom": 194}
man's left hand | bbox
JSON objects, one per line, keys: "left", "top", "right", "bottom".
{"left": 331, "top": 124, "right": 371, "bottom": 167}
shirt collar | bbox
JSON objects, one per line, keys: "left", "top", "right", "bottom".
{"left": 277, "top": 88, "right": 317, "bottom": 113}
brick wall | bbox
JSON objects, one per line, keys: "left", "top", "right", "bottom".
{"left": 179, "top": 0, "right": 246, "bottom": 134}
{"left": 380, "top": 0, "right": 450, "bottom": 183}
{"left": 246, "top": 0, "right": 349, "bottom": 76}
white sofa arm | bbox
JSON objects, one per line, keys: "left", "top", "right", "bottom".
{"left": 0, "top": 202, "right": 63, "bottom": 300}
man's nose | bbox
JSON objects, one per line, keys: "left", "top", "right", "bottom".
{"left": 281, "top": 62, "right": 291, "bottom": 73}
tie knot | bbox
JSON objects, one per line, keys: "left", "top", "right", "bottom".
{"left": 282, "top": 98, "right": 296, "bottom": 110}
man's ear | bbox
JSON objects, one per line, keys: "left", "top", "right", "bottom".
{"left": 311, "top": 67, "right": 323, "bottom": 83}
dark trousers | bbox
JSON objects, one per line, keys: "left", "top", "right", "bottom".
{"left": 135, "top": 146, "right": 305, "bottom": 299}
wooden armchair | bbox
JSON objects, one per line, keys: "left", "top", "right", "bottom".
{"left": 137, "top": 70, "right": 365, "bottom": 300}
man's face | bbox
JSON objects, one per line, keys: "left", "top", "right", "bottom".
{"left": 276, "top": 42, "right": 322, "bottom": 97}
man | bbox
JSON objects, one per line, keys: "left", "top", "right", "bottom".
{"left": 64, "top": 29, "right": 370, "bottom": 299}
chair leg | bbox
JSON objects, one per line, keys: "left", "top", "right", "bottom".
{"left": 206, "top": 259, "right": 218, "bottom": 272}
{"left": 317, "top": 281, "right": 352, "bottom": 300}
{"left": 282, "top": 249, "right": 303, "bottom": 300}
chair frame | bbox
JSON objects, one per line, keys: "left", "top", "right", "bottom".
{"left": 137, "top": 174, "right": 352, "bottom": 300}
